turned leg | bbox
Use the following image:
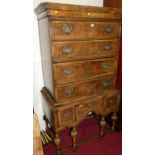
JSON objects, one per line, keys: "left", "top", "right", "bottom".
{"left": 112, "top": 112, "right": 118, "bottom": 131}
{"left": 54, "top": 133, "right": 61, "bottom": 155}
{"left": 99, "top": 116, "right": 106, "bottom": 137}
{"left": 71, "top": 127, "right": 78, "bottom": 151}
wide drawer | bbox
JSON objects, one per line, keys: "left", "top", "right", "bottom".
{"left": 53, "top": 57, "right": 117, "bottom": 84}
{"left": 52, "top": 39, "right": 119, "bottom": 62}
{"left": 51, "top": 21, "right": 120, "bottom": 41}
{"left": 55, "top": 76, "right": 115, "bottom": 101}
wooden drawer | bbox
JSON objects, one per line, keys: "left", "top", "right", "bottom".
{"left": 55, "top": 76, "right": 115, "bottom": 101}
{"left": 52, "top": 39, "right": 119, "bottom": 62}
{"left": 56, "top": 105, "right": 75, "bottom": 127}
{"left": 102, "top": 90, "right": 120, "bottom": 115}
{"left": 53, "top": 57, "right": 117, "bottom": 84}
{"left": 51, "top": 21, "right": 120, "bottom": 41}
{"left": 55, "top": 96, "right": 102, "bottom": 129}
{"left": 77, "top": 97, "right": 102, "bottom": 118}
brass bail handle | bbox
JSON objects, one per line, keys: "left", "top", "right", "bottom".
{"left": 62, "top": 24, "right": 73, "bottom": 34}
{"left": 104, "top": 26, "right": 113, "bottom": 33}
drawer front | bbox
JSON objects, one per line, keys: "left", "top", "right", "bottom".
{"left": 52, "top": 40, "right": 119, "bottom": 62}
{"left": 102, "top": 91, "right": 120, "bottom": 115}
{"left": 53, "top": 58, "right": 117, "bottom": 84}
{"left": 51, "top": 21, "right": 120, "bottom": 41}
{"left": 77, "top": 97, "right": 102, "bottom": 118}
{"left": 57, "top": 106, "right": 75, "bottom": 126}
{"left": 55, "top": 76, "right": 115, "bottom": 101}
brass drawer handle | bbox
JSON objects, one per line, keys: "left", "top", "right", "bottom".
{"left": 64, "top": 67, "right": 74, "bottom": 75}
{"left": 87, "top": 102, "right": 94, "bottom": 108}
{"left": 103, "top": 44, "right": 112, "bottom": 51}
{"left": 101, "top": 63, "right": 111, "bottom": 69}
{"left": 106, "top": 98, "right": 115, "bottom": 105}
{"left": 62, "top": 24, "right": 73, "bottom": 34}
{"left": 101, "top": 81, "right": 110, "bottom": 88}
{"left": 63, "top": 111, "right": 71, "bottom": 118}
{"left": 65, "top": 88, "right": 74, "bottom": 96}
{"left": 62, "top": 47, "right": 73, "bottom": 54}
{"left": 104, "top": 26, "right": 113, "bottom": 33}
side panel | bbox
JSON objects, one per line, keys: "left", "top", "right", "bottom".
{"left": 38, "top": 17, "right": 54, "bottom": 124}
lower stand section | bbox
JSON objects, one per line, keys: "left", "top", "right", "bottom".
{"left": 41, "top": 87, "right": 120, "bottom": 154}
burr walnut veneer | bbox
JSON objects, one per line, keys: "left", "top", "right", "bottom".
{"left": 35, "top": 3, "right": 121, "bottom": 155}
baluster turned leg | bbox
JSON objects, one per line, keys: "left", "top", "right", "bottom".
{"left": 71, "top": 127, "right": 78, "bottom": 151}
{"left": 112, "top": 112, "right": 118, "bottom": 131}
{"left": 54, "top": 133, "right": 61, "bottom": 155}
{"left": 99, "top": 116, "right": 106, "bottom": 137}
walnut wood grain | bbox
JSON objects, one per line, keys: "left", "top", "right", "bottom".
{"left": 35, "top": 2, "right": 121, "bottom": 152}
{"left": 55, "top": 76, "right": 116, "bottom": 101}
{"left": 52, "top": 89, "right": 120, "bottom": 132}
{"left": 34, "top": 2, "right": 121, "bottom": 15}
{"left": 76, "top": 97, "right": 103, "bottom": 120}
{"left": 52, "top": 39, "right": 119, "bottom": 62}
{"left": 56, "top": 104, "right": 76, "bottom": 131}
{"left": 51, "top": 21, "right": 120, "bottom": 41}
{"left": 102, "top": 91, "right": 120, "bottom": 115}
{"left": 47, "top": 9, "right": 121, "bottom": 20}
{"left": 53, "top": 57, "right": 118, "bottom": 84}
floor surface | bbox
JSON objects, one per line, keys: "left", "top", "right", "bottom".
{"left": 43, "top": 117, "right": 122, "bottom": 155}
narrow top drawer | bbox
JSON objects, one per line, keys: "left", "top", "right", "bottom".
{"left": 50, "top": 21, "right": 120, "bottom": 41}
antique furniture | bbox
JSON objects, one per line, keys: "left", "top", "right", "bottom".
{"left": 35, "top": 3, "right": 121, "bottom": 155}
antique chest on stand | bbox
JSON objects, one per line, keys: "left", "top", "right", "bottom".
{"left": 35, "top": 3, "right": 121, "bottom": 155}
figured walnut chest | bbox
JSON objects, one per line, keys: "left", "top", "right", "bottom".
{"left": 35, "top": 2, "right": 121, "bottom": 154}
